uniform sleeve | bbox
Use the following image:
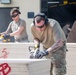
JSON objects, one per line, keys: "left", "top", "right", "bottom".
{"left": 53, "top": 21, "right": 66, "bottom": 42}
{"left": 19, "top": 19, "right": 26, "bottom": 29}
{"left": 20, "top": 20, "right": 26, "bottom": 26}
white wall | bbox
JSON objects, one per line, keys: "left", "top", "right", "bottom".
{"left": 0, "top": 0, "right": 40, "bottom": 41}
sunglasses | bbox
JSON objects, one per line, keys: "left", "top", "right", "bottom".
{"left": 11, "top": 13, "right": 19, "bottom": 18}
{"left": 36, "top": 24, "right": 45, "bottom": 28}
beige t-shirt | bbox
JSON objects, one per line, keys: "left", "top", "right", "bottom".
{"left": 6, "top": 19, "right": 28, "bottom": 42}
{"left": 31, "top": 19, "right": 66, "bottom": 48}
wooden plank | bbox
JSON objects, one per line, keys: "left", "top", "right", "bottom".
{"left": 66, "top": 43, "right": 76, "bottom": 75}
{"left": 0, "top": 59, "right": 51, "bottom": 75}
{"left": 0, "top": 43, "right": 34, "bottom": 59}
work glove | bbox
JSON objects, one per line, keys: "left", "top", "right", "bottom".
{"left": 3, "top": 34, "right": 10, "bottom": 39}
{"left": 35, "top": 50, "right": 49, "bottom": 59}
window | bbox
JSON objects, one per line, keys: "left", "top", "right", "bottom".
{"left": 1, "top": 0, "right": 11, "bottom": 4}
{"left": 28, "top": 12, "right": 34, "bottom": 18}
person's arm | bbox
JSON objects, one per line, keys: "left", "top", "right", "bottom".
{"left": 10, "top": 20, "right": 26, "bottom": 36}
{"left": 0, "top": 31, "right": 7, "bottom": 34}
{"left": 31, "top": 23, "right": 40, "bottom": 47}
{"left": 1, "top": 23, "right": 25, "bottom": 37}
{"left": 47, "top": 39, "right": 64, "bottom": 54}
{"left": 0, "top": 22, "right": 12, "bottom": 35}
{"left": 47, "top": 21, "right": 66, "bottom": 54}
{"left": 10, "top": 26, "right": 24, "bottom": 36}
{"left": 0, "top": 23, "right": 12, "bottom": 39}
{"left": 67, "top": 28, "right": 71, "bottom": 31}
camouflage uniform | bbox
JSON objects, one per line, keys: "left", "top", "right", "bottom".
{"left": 31, "top": 19, "right": 67, "bottom": 75}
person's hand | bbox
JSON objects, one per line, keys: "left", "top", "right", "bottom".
{"left": 35, "top": 50, "right": 49, "bottom": 59}
{"left": 3, "top": 34, "right": 10, "bottom": 39}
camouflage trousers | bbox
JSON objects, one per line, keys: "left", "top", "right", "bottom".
{"left": 44, "top": 48, "right": 67, "bottom": 75}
